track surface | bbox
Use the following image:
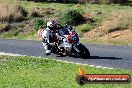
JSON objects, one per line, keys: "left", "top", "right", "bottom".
{"left": 0, "top": 39, "right": 132, "bottom": 70}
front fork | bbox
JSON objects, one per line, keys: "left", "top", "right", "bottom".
{"left": 72, "top": 43, "right": 81, "bottom": 53}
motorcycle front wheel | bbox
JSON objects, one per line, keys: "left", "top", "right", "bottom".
{"left": 78, "top": 44, "right": 90, "bottom": 59}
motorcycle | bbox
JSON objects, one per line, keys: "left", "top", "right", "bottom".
{"left": 50, "top": 25, "right": 90, "bottom": 59}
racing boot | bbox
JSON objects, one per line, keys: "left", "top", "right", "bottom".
{"left": 43, "top": 43, "right": 51, "bottom": 55}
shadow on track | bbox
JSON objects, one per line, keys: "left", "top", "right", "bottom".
{"left": 90, "top": 56, "right": 123, "bottom": 60}
{"left": 56, "top": 55, "right": 123, "bottom": 60}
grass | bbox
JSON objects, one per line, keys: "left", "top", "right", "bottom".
{"left": 0, "top": 55, "right": 132, "bottom": 88}
{"left": 0, "top": 0, "right": 132, "bottom": 46}
{"left": 0, "top": 0, "right": 26, "bottom": 23}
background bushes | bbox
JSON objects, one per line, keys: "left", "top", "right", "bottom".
{"left": 32, "top": 18, "right": 46, "bottom": 30}
{"left": 58, "top": 10, "right": 84, "bottom": 26}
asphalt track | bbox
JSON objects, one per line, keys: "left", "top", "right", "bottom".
{"left": 0, "top": 39, "right": 132, "bottom": 70}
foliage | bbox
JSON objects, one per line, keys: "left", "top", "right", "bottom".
{"left": 0, "top": 23, "right": 9, "bottom": 32}
{"left": 59, "top": 10, "right": 84, "bottom": 25}
{"left": 32, "top": 18, "right": 46, "bottom": 30}
{"left": 76, "top": 24, "right": 92, "bottom": 33}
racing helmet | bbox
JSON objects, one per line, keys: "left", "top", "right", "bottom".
{"left": 47, "top": 20, "right": 57, "bottom": 29}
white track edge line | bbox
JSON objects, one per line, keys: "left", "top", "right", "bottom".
{"left": 0, "top": 52, "right": 114, "bottom": 69}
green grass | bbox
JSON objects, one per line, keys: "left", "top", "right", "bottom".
{"left": 0, "top": 55, "right": 132, "bottom": 88}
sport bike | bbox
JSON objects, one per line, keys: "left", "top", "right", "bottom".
{"left": 51, "top": 25, "right": 90, "bottom": 59}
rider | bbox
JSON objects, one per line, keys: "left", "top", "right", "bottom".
{"left": 41, "top": 20, "right": 78, "bottom": 55}
{"left": 42, "top": 20, "right": 57, "bottom": 55}
{"left": 41, "top": 20, "right": 59, "bottom": 55}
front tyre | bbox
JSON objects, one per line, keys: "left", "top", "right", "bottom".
{"left": 78, "top": 44, "right": 90, "bottom": 59}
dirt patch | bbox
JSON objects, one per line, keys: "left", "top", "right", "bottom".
{"left": 18, "top": 21, "right": 33, "bottom": 35}
{"left": 28, "top": 7, "right": 57, "bottom": 17}
{"left": 84, "top": 29, "right": 132, "bottom": 45}
{"left": 83, "top": 10, "right": 132, "bottom": 45}
{"left": 101, "top": 29, "right": 132, "bottom": 41}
